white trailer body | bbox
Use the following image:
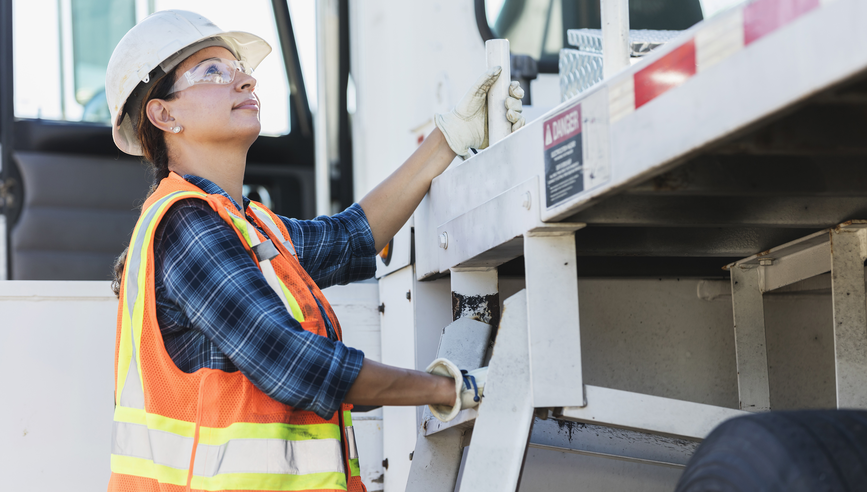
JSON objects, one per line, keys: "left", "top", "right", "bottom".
{"left": 3, "top": 0, "right": 867, "bottom": 490}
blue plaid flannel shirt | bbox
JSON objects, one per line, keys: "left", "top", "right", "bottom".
{"left": 152, "top": 175, "right": 375, "bottom": 419}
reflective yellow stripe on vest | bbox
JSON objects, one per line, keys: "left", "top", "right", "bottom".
{"left": 113, "top": 191, "right": 347, "bottom": 491}
{"left": 343, "top": 410, "right": 360, "bottom": 477}
{"left": 117, "top": 191, "right": 205, "bottom": 408}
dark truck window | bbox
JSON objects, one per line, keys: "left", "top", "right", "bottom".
{"left": 483, "top": 0, "right": 727, "bottom": 69}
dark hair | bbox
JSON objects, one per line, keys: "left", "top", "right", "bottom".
{"left": 111, "top": 66, "right": 181, "bottom": 298}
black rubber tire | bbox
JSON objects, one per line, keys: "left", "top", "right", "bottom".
{"left": 675, "top": 410, "right": 867, "bottom": 492}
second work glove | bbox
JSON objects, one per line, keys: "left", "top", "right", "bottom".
{"left": 435, "top": 68, "right": 526, "bottom": 159}
{"left": 426, "top": 358, "right": 489, "bottom": 422}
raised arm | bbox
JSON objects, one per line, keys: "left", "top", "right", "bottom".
{"left": 359, "top": 69, "right": 525, "bottom": 251}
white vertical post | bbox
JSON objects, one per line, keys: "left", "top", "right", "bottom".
{"left": 829, "top": 228, "right": 867, "bottom": 409}
{"left": 600, "top": 0, "right": 630, "bottom": 79}
{"left": 485, "top": 39, "right": 511, "bottom": 147}
{"left": 315, "top": 0, "right": 339, "bottom": 216}
{"left": 729, "top": 266, "right": 771, "bottom": 412}
{"left": 524, "top": 230, "right": 584, "bottom": 407}
{"left": 459, "top": 291, "right": 534, "bottom": 492}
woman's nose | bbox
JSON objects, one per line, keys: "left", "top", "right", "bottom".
{"left": 235, "top": 71, "right": 256, "bottom": 92}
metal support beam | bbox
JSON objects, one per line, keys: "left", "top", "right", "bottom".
{"left": 557, "top": 386, "right": 747, "bottom": 440}
{"left": 600, "top": 0, "right": 630, "bottom": 79}
{"left": 525, "top": 229, "right": 584, "bottom": 408}
{"left": 730, "top": 266, "right": 771, "bottom": 412}
{"left": 270, "top": 0, "right": 312, "bottom": 137}
{"left": 459, "top": 290, "right": 534, "bottom": 492}
{"left": 315, "top": 0, "right": 339, "bottom": 215}
{"left": 0, "top": 0, "right": 13, "bottom": 279}
{"left": 829, "top": 228, "right": 867, "bottom": 408}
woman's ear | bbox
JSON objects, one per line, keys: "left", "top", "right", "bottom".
{"left": 145, "top": 99, "right": 175, "bottom": 133}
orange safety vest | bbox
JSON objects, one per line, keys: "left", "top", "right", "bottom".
{"left": 109, "top": 173, "right": 366, "bottom": 492}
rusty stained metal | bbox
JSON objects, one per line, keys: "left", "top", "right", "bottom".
{"left": 451, "top": 292, "right": 500, "bottom": 331}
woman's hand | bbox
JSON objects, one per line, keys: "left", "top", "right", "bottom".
{"left": 359, "top": 69, "right": 526, "bottom": 251}
{"left": 344, "top": 358, "right": 457, "bottom": 408}
{"left": 435, "top": 68, "right": 526, "bottom": 158}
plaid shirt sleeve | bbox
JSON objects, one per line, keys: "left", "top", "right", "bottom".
{"left": 279, "top": 203, "right": 377, "bottom": 289}
{"left": 153, "top": 199, "right": 365, "bottom": 419}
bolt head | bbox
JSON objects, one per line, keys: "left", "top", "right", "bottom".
{"left": 522, "top": 191, "right": 532, "bottom": 210}
{"left": 759, "top": 258, "right": 774, "bottom": 266}
{"left": 439, "top": 232, "right": 448, "bottom": 249}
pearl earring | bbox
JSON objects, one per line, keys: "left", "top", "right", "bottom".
{"left": 172, "top": 125, "right": 183, "bottom": 133}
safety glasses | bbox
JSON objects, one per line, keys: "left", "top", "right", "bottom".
{"left": 168, "top": 58, "right": 254, "bottom": 95}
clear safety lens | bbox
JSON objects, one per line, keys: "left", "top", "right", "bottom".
{"left": 168, "top": 58, "right": 254, "bottom": 95}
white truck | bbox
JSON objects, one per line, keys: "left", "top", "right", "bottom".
{"left": 2, "top": 0, "right": 866, "bottom": 490}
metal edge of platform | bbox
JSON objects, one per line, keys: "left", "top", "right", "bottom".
{"left": 416, "top": 0, "right": 867, "bottom": 279}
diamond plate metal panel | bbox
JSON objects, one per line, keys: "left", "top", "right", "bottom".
{"left": 567, "top": 29, "right": 684, "bottom": 55}
{"left": 560, "top": 29, "right": 683, "bottom": 102}
{"left": 559, "top": 49, "right": 604, "bottom": 102}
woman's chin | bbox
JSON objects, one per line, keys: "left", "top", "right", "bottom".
{"left": 230, "top": 121, "right": 262, "bottom": 141}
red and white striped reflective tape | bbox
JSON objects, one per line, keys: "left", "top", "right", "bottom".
{"left": 609, "top": 0, "right": 833, "bottom": 123}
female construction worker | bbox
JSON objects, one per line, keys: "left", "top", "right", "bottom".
{"left": 106, "top": 10, "right": 524, "bottom": 492}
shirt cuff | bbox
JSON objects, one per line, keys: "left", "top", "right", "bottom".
{"left": 338, "top": 203, "right": 377, "bottom": 257}
{"left": 310, "top": 342, "right": 365, "bottom": 419}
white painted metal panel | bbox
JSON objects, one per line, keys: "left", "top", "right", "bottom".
{"left": 0, "top": 280, "right": 382, "bottom": 492}
{"left": 0, "top": 281, "right": 116, "bottom": 491}
{"left": 323, "top": 281, "right": 384, "bottom": 489}
{"left": 378, "top": 266, "right": 417, "bottom": 492}
{"left": 517, "top": 445, "right": 683, "bottom": 492}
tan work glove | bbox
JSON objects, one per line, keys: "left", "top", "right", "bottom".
{"left": 435, "top": 68, "right": 526, "bottom": 159}
{"left": 426, "top": 358, "right": 489, "bottom": 422}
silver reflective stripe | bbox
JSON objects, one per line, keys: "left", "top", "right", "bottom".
{"left": 249, "top": 206, "right": 282, "bottom": 240}
{"left": 112, "top": 421, "right": 346, "bottom": 477}
{"left": 126, "top": 192, "right": 185, "bottom": 327}
{"left": 121, "top": 191, "right": 190, "bottom": 408}
{"left": 250, "top": 205, "right": 296, "bottom": 257}
{"left": 345, "top": 426, "right": 358, "bottom": 461}
{"left": 119, "top": 355, "right": 145, "bottom": 409}
{"left": 226, "top": 207, "right": 300, "bottom": 319}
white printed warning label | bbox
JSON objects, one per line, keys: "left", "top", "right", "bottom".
{"left": 543, "top": 105, "right": 583, "bottom": 207}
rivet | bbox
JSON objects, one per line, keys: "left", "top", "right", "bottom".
{"left": 522, "top": 191, "right": 532, "bottom": 210}
{"left": 439, "top": 232, "right": 449, "bottom": 249}
{"left": 759, "top": 258, "right": 774, "bottom": 266}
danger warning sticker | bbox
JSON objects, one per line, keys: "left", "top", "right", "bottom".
{"left": 543, "top": 105, "right": 583, "bottom": 207}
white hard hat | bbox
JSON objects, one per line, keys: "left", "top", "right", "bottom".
{"left": 106, "top": 10, "right": 271, "bottom": 156}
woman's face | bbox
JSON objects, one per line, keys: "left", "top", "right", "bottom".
{"left": 162, "top": 46, "right": 261, "bottom": 147}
